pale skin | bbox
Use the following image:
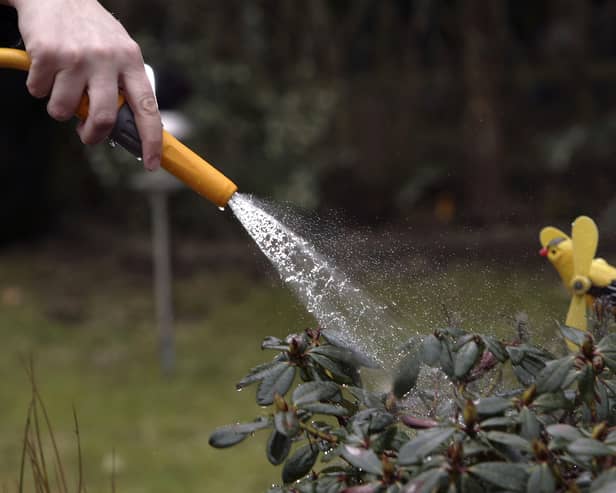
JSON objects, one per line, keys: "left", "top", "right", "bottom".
{"left": 1, "top": 0, "right": 162, "bottom": 170}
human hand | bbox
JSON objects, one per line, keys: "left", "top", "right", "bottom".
{"left": 9, "top": 0, "right": 161, "bottom": 170}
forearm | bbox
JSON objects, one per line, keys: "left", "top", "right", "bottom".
{"left": 0, "top": 1, "right": 31, "bottom": 7}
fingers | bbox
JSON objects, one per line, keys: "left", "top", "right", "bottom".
{"left": 77, "top": 74, "right": 118, "bottom": 145}
{"left": 26, "top": 53, "right": 56, "bottom": 98}
{"left": 46, "top": 69, "right": 87, "bottom": 122}
{"left": 121, "top": 69, "right": 162, "bottom": 171}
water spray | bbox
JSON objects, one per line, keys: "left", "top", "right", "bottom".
{"left": 0, "top": 48, "right": 237, "bottom": 208}
{"left": 1, "top": 48, "right": 409, "bottom": 367}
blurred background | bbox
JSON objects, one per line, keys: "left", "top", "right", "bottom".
{"left": 1, "top": 0, "right": 616, "bottom": 491}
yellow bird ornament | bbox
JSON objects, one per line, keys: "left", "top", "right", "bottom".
{"left": 539, "top": 216, "right": 616, "bottom": 349}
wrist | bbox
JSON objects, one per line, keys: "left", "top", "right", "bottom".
{"left": 6, "top": 0, "right": 29, "bottom": 8}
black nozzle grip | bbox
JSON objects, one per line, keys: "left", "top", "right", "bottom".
{"left": 110, "top": 104, "right": 142, "bottom": 158}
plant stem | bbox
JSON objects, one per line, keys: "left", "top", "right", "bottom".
{"left": 299, "top": 421, "right": 338, "bottom": 443}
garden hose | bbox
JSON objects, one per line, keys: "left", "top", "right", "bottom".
{"left": 0, "top": 48, "right": 237, "bottom": 208}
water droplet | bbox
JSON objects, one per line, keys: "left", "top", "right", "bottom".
{"left": 136, "top": 157, "right": 143, "bottom": 162}
{"left": 108, "top": 139, "right": 117, "bottom": 148}
{"left": 218, "top": 206, "right": 225, "bottom": 212}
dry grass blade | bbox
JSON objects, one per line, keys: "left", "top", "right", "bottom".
{"left": 19, "top": 400, "right": 34, "bottom": 493}
{"left": 32, "top": 397, "right": 50, "bottom": 492}
{"left": 26, "top": 437, "right": 46, "bottom": 493}
{"left": 23, "top": 357, "right": 69, "bottom": 493}
{"left": 73, "top": 406, "right": 84, "bottom": 493}
{"left": 31, "top": 376, "right": 69, "bottom": 493}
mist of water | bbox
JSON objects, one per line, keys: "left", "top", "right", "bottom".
{"left": 228, "top": 192, "right": 409, "bottom": 366}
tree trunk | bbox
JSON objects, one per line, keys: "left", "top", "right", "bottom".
{"left": 461, "top": 0, "right": 507, "bottom": 223}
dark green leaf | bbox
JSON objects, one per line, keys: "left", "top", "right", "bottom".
{"left": 603, "top": 379, "right": 616, "bottom": 398}
{"left": 463, "top": 442, "right": 491, "bottom": 457}
{"left": 439, "top": 342, "right": 455, "bottom": 378}
{"left": 310, "top": 344, "right": 379, "bottom": 369}
{"left": 461, "top": 472, "right": 485, "bottom": 493}
{"left": 208, "top": 417, "right": 270, "bottom": 448}
{"left": 267, "top": 430, "right": 292, "bottom": 465}
{"left": 341, "top": 445, "right": 383, "bottom": 476}
{"left": 482, "top": 336, "right": 508, "bottom": 363}
{"left": 591, "top": 469, "right": 616, "bottom": 493}
{"left": 507, "top": 345, "right": 551, "bottom": 385}
{"left": 422, "top": 334, "right": 442, "bottom": 367}
{"left": 393, "top": 348, "right": 421, "bottom": 398}
{"left": 275, "top": 410, "right": 300, "bottom": 437}
{"left": 346, "top": 386, "right": 385, "bottom": 409}
{"left": 371, "top": 427, "right": 400, "bottom": 455}
{"left": 479, "top": 416, "right": 517, "bottom": 428}
{"left": 519, "top": 407, "right": 541, "bottom": 441}
{"left": 282, "top": 443, "right": 319, "bottom": 483}
{"left": 237, "top": 359, "right": 284, "bottom": 390}
{"left": 404, "top": 468, "right": 448, "bottom": 493}
{"left": 603, "top": 355, "right": 616, "bottom": 373}
{"left": 597, "top": 333, "right": 616, "bottom": 352}
{"left": 293, "top": 381, "right": 341, "bottom": 406}
{"left": 476, "top": 397, "right": 512, "bottom": 416}
{"left": 535, "top": 356, "right": 574, "bottom": 394}
{"left": 546, "top": 424, "right": 582, "bottom": 443}
{"left": 343, "top": 483, "right": 381, "bottom": 493}
{"left": 559, "top": 324, "right": 587, "bottom": 347}
{"left": 455, "top": 340, "right": 480, "bottom": 378}
{"left": 352, "top": 409, "right": 395, "bottom": 434}
{"left": 531, "top": 392, "right": 570, "bottom": 412}
{"left": 262, "top": 336, "right": 288, "bottom": 350}
{"left": 455, "top": 333, "right": 477, "bottom": 350}
{"left": 257, "top": 363, "right": 296, "bottom": 406}
{"left": 469, "top": 462, "right": 528, "bottom": 492}
{"left": 309, "top": 353, "right": 354, "bottom": 384}
{"left": 484, "top": 431, "right": 531, "bottom": 452}
{"left": 527, "top": 463, "right": 555, "bottom": 493}
{"left": 320, "top": 330, "right": 381, "bottom": 368}
{"left": 397, "top": 427, "right": 456, "bottom": 465}
{"left": 568, "top": 438, "right": 614, "bottom": 457}
{"left": 512, "top": 364, "right": 536, "bottom": 387}
{"left": 300, "top": 402, "right": 348, "bottom": 417}
{"left": 596, "top": 381, "right": 610, "bottom": 422}
{"left": 592, "top": 481, "right": 616, "bottom": 493}
{"left": 577, "top": 363, "right": 596, "bottom": 406}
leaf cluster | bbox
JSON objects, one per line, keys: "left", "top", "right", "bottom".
{"left": 210, "top": 323, "right": 616, "bottom": 493}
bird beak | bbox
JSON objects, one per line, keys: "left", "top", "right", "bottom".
{"left": 539, "top": 247, "right": 548, "bottom": 257}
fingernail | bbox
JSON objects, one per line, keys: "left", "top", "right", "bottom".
{"left": 145, "top": 154, "right": 161, "bottom": 171}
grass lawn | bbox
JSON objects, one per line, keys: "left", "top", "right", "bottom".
{"left": 0, "top": 237, "right": 570, "bottom": 492}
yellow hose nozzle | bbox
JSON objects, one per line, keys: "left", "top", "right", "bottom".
{"left": 161, "top": 131, "right": 237, "bottom": 207}
{"left": 0, "top": 48, "right": 237, "bottom": 207}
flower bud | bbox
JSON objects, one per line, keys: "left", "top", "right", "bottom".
{"left": 463, "top": 400, "right": 478, "bottom": 428}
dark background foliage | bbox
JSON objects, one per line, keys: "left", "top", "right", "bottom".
{"left": 2, "top": 0, "right": 616, "bottom": 244}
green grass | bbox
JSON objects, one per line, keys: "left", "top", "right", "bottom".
{"left": 0, "top": 244, "right": 569, "bottom": 492}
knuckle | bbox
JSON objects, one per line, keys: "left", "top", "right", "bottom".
{"left": 123, "top": 41, "right": 142, "bottom": 62}
{"left": 59, "top": 47, "right": 84, "bottom": 68}
{"left": 80, "top": 132, "right": 96, "bottom": 145}
{"left": 136, "top": 94, "right": 159, "bottom": 116}
{"left": 92, "top": 111, "right": 116, "bottom": 130}
{"left": 90, "top": 44, "right": 113, "bottom": 60}
{"left": 47, "top": 103, "right": 73, "bottom": 121}
{"left": 26, "top": 80, "right": 47, "bottom": 98}
{"left": 28, "top": 42, "right": 52, "bottom": 60}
